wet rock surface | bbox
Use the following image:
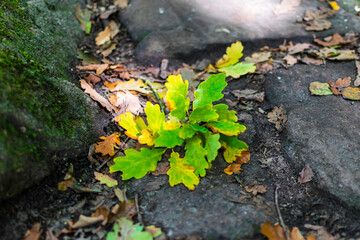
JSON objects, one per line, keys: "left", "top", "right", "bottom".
{"left": 265, "top": 61, "right": 360, "bottom": 208}
{"left": 119, "top": 0, "right": 360, "bottom": 64}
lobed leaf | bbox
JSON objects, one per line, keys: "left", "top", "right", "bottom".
{"left": 167, "top": 152, "right": 200, "bottom": 190}
{"left": 95, "top": 133, "right": 121, "bottom": 156}
{"left": 203, "top": 133, "right": 221, "bottom": 162}
{"left": 117, "top": 112, "right": 147, "bottom": 139}
{"left": 189, "top": 104, "right": 219, "bottom": 123}
{"left": 164, "top": 75, "right": 190, "bottom": 120}
{"left": 207, "top": 121, "right": 246, "bottom": 136}
{"left": 179, "top": 123, "right": 197, "bottom": 139}
{"left": 110, "top": 148, "right": 166, "bottom": 180}
{"left": 213, "top": 104, "right": 238, "bottom": 122}
{"left": 193, "top": 73, "right": 227, "bottom": 109}
{"left": 217, "top": 62, "right": 256, "bottom": 78}
{"left": 220, "top": 135, "right": 249, "bottom": 164}
{"left": 144, "top": 102, "right": 164, "bottom": 135}
{"left": 154, "top": 128, "right": 184, "bottom": 148}
{"left": 138, "top": 129, "right": 156, "bottom": 146}
{"left": 94, "top": 172, "right": 118, "bottom": 187}
{"left": 215, "top": 41, "right": 244, "bottom": 68}
{"left": 184, "top": 135, "right": 209, "bottom": 177}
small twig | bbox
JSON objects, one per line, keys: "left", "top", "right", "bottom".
{"left": 192, "top": 70, "right": 206, "bottom": 82}
{"left": 275, "top": 185, "right": 290, "bottom": 240}
{"left": 145, "top": 80, "right": 166, "bottom": 112}
{"left": 135, "top": 193, "right": 144, "bottom": 226}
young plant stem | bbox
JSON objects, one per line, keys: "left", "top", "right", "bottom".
{"left": 145, "top": 80, "right": 166, "bottom": 112}
{"left": 275, "top": 185, "right": 290, "bottom": 240}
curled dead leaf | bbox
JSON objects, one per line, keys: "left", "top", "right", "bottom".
{"left": 224, "top": 163, "right": 241, "bottom": 175}
{"left": 298, "top": 165, "right": 315, "bottom": 184}
{"left": 245, "top": 184, "right": 267, "bottom": 195}
{"left": 328, "top": 77, "right": 351, "bottom": 95}
{"left": 95, "top": 133, "right": 121, "bottom": 156}
{"left": 267, "top": 106, "right": 287, "bottom": 131}
{"left": 314, "top": 33, "right": 358, "bottom": 47}
{"left": 24, "top": 222, "right": 42, "bottom": 240}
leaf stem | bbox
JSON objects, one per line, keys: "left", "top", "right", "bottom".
{"left": 145, "top": 80, "right": 166, "bottom": 112}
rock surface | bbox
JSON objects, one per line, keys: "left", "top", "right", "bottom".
{"left": 119, "top": 0, "right": 360, "bottom": 64}
{"left": 0, "top": 0, "right": 108, "bottom": 200}
{"left": 265, "top": 62, "right": 360, "bottom": 208}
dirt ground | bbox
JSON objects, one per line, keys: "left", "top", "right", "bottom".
{"left": 1, "top": 1, "right": 360, "bottom": 239}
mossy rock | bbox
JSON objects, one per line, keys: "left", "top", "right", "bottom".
{"left": 0, "top": 0, "right": 108, "bottom": 200}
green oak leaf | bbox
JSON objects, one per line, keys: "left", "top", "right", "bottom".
{"left": 203, "top": 133, "right": 221, "bottom": 162}
{"left": 165, "top": 75, "right": 190, "bottom": 120}
{"left": 191, "top": 124, "right": 210, "bottom": 134}
{"left": 213, "top": 104, "right": 238, "bottom": 122}
{"left": 109, "top": 148, "right": 166, "bottom": 180}
{"left": 106, "top": 218, "right": 152, "bottom": 240}
{"left": 179, "top": 123, "right": 197, "bottom": 139}
{"left": 193, "top": 73, "right": 227, "bottom": 109}
{"left": 145, "top": 102, "right": 165, "bottom": 135}
{"left": 218, "top": 62, "right": 256, "bottom": 78}
{"left": 189, "top": 104, "right": 219, "bottom": 123}
{"left": 154, "top": 128, "right": 184, "bottom": 148}
{"left": 206, "top": 121, "right": 246, "bottom": 136}
{"left": 167, "top": 152, "right": 200, "bottom": 190}
{"left": 309, "top": 82, "right": 333, "bottom": 95}
{"left": 184, "top": 135, "right": 209, "bottom": 177}
{"left": 220, "top": 135, "right": 248, "bottom": 163}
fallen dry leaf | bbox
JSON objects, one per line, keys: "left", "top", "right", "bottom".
{"left": 77, "top": 64, "right": 109, "bottom": 75}
{"left": 305, "top": 224, "right": 339, "bottom": 240}
{"left": 329, "top": 1, "right": 340, "bottom": 11}
{"left": 75, "top": 4, "right": 92, "bottom": 34}
{"left": 151, "top": 161, "right": 170, "bottom": 176}
{"left": 72, "top": 215, "right": 104, "bottom": 229}
{"left": 45, "top": 228, "right": 58, "bottom": 240}
{"left": 102, "top": 43, "right": 117, "bottom": 57}
{"left": 111, "top": 199, "right": 137, "bottom": 221}
{"left": 261, "top": 222, "right": 314, "bottom": 240}
{"left": 328, "top": 77, "right": 351, "bottom": 95}
{"left": 314, "top": 33, "right": 358, "bottom": 47}
{"left": 114, "top": 0, "right": 128, "bottom": 8}
{"left": 114, "top": 91, "right": 143, "bottom": 115}
{"left": 24, "top": 222, "right": 42, "bottom": 240}
{"left": 274, "top": 0, "right": 301, "bottom": 15}
{"left": 256, "top": 62, "right": 273, "bottom": 74}
{"left": 303, "top": 9, "right": 336, "bottom": 31}
{"left": 145, "top": 225, "right": 163, "bottom": 238}
{"left": 267, "top": 106, "right": 288, "bottom": 131}
{"left": 232, "top": 89, "right": 265, "bottom": 102}
{"left": 309, "top": 82, "right": 333, "bottom": 95}
{"left": 91, "top": 206, "right": 110, "bottom": 225}
{"left": 236, "top": 150, "right": 250, "bottom": 165}
{"left": 245, "top": 185, "right": 267, "bottom": 195}
{"left": 298, "top": 165, "right": 315, "bottom": 184}
{"left": 355, "top": 61, "right": 360, "bottom": 87}
{"left": 106, "top": 78, "right": 150, "bottom": 94}
{"left": 114, "top": 187, "right": 125, "bottom": 202}
{"left": 95, "top": 21, "right": 119, "bottom": 46}
{"left": 94, "top": 171, "right": 118, "bottom": 187}
{"left": 342, "top": 87, "right": 360, "bottom": 100}
{"left": 86, "top": 74, "right": 101, "bottom": 85}
{"left": 283, "top": 55, "right": 298, "bottom": 66}
{"left": 327, "top": 49, "right": 359, "bottom": 60}
{"left": 80, "top": 79, "right": 116, "bottom": 112}
{"left": 244, "top": 52, "right": 271, "bottom": 64}
{"left": 224, "top": 163, "right": 241, "bottom": 175}
{"left": 100, "top": 6, "right": 118, "bottom": 20}
{"left": 301, "top": 56, "right": 324, "bottom": 65}
{"left": 95, "top": 133, "right": 121, "bottom": 156}
{"left": 288, "top": 43, "right": 314, "bottom": 55}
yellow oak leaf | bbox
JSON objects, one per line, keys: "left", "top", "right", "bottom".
{"left": 94, "top": 133, "right": 121, "bottom": 156}
{"left": 163, "top": 120, "right": 182, "bottom": 130}
{"left": 116, "top": 112, "right": 146, "bottom": 139}
{"left": 144, "top": 102, "right": 164, "bottom": 135}
{"left": 138, "top": 129, "right": 156, "bottom": 146}
{"left": 224, "top": 163, "right": 241, "bottom": 175}
{"left": 215, "top": 41, "right": 244, "bottom": 68}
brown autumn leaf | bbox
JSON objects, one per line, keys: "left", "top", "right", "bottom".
{"left": 102, "top": 43, "right": 117, "bottom": 57}
{"left": 327, "top": 49, "right": 359, "bottom": 60}
{"left": 244, "top": 52, "right": 271, "bottom": 64}
{"left": 100, "top": 6, "right": 118, "bottom": 20}
{"left": 232, "top": 89, "right": 265, "bottom": 102}
{"left": 95, "top": 21, "right": 119, "bottom": 46}
{"left": 86, "top": 74, "right": 101, "bottom": 85}
{"left": 94, "top": 133, "right": 121, "bottom": 156}
{"left": 77, "top": 64, "right": 109, "bottom": 75}
{"left": 236, "top": 150, "right": 250, "bottom": 165}
{"left": 355, "top": 61, "right": 360, "bottom": 87}
{"left": 314, "top": 33, "right": 358, "bottom": 47}
{"left": 57, "top": 163, "right": 75, "bottom": 191}
{"left": 288, "top": 43, "right": 314, "bottom": 55}
{"left": 114, "top": 0, "right": 128, "bottom": 8}
{"left": 106, "top": 78, "right": 151, "bottom": 94}
{"left": 80, "top": 79, "right": 116, "bottom": 112}
{"left": 328, "top": 77, "right": 351, "bottom": 95}
{"left": 283, "top": 55, "right": 298, "bottom": 66}
{"left": 301, "top": 56, "right": 324, "bottom": 65}
{"left": 261, "top": 222, "right": 314, "bottom": 240}
{"left": 342, "top": 87, "right": 360, "bottom": 100}
{"left": 151, "top": 161, "right": 170, "bottom": 176}
{"left": 91, "top": 206, "right": 110, "bottom": 225}
{"left": 45, "top": 229, "right": 58, "bottom": 240}
{"left": 24, "top": 222, "right": 42, "bottom": 240}
{"left": 256, "top": 62, "right": 273, "bottom": 74}
{"left": 303, "top": 9, "right": 336, "bottom": 31}
{"left": 72, "top": 215, "right": 104, "bottom": 229}
{"left": 267, "top": 106, "right": 287, "bottom": 131}
{"left": 224, "top": 163, "right": 241, "bottom": 175}
{"left": 298, "top": 165, "right": 315, "bottom": 184}
{"left": 245, "top": 184, "right": 267, "bottom": 195}
{"left": 110, "top": 199, "right": 137, "bottom": 221}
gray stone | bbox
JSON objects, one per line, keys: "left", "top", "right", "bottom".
{"left": 0, "top": 0, "right": 108, "bottom": 200}
{"left": 265, "top": 62, "right": 360, "bottom": 208}
{"left": 119, "top": 0, "right": 360, "bottom": 64}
